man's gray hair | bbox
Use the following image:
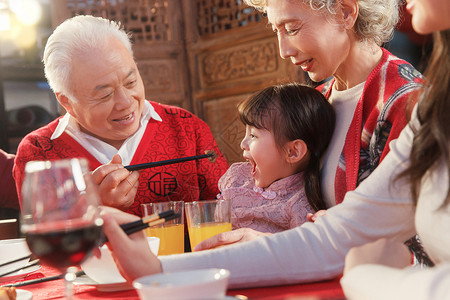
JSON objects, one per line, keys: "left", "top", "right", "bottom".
{"left": 43, "top": 15, "right": 133, "bottom": 99}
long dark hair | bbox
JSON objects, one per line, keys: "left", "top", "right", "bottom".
{"left": 397, "top": 30, "right": 450, "bottom": 206}
{"left": 238, "top": 83, "right": 335, "bottom": 211}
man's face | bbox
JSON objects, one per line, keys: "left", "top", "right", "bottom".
{"left": 60, "top": 37, "right": 146, "bottom": 149}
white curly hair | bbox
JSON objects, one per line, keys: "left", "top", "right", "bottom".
{"left": 244, "top": 0, "right": 400, "bottom": 46}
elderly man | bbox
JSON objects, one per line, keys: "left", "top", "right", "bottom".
{"left": 13, "top": 15, "right": 229, "bottom": 216}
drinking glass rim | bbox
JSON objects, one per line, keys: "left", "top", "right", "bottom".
{"left": 24, "top": 158, "right": 88, "bottom": 173}
{"left": 184, "top": 199, "right": 230, "bottom": 207}
{"left": 141, "top": 200, "right": 185, "bottom": 207}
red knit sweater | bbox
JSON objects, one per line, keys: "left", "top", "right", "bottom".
{"left": 318, "top": 49, "right": 424, "bottom": 204}
{"left": 13, "top": 101, "right": 229, "bottom": 216}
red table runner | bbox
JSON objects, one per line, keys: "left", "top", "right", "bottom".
{"left": 2, "top": 265, "right": 345, "bottom": 299}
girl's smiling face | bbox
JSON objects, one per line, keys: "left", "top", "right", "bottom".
{"left": 240, "top": 125, "right": 296, "bottom": 188}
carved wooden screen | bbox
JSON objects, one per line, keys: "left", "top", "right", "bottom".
{"left": 50, "top": 0, "right": 305, "bottom": 164}
{"left": 182, "top": 0, "right": 304, "bottom": 163}
{"left": 51, "top": 0, "right": 191, "bottom": 109}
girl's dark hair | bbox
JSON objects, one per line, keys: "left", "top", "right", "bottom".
{"left": 238, "top": 83, "right": 335, "bottom": 211}
{"left": 397, "top": 30, "right": 450, "bottom": 207}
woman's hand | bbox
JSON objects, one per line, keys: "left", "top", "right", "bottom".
{"left": 194, "top": 228, "right": 271, "bottom": 251}
{"left": 306, "top": 210, "right": 327, "bottom": 222}
{"left": 91, "top": 154, "right": 140, "bottom": 210}
{"left": 101, "top": 206, "right": 162, "bottom": 282}
{"left": 344, "top": 238, "right": 412, "bottom": 275}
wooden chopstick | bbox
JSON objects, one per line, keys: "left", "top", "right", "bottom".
{"left": 103, "top": 210, "right": 180, "bottom": 242}
{"left": 0, "top": 254, "right": 32, "bottom": 268}
{"left": 0, "top": 259, "right": 40, "bottom": 278}
{"left": 124, "top": 152, "right": 215, "bottom": 171}
{"left": 120, "top": 209, "right": 175, "bottom": 232}
{"left": 123, "top": 213, "right": 181, "bottom": 236}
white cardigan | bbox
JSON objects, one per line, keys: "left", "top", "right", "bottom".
{"left": 160, "top": 109, "right": 450, "bottom": 299}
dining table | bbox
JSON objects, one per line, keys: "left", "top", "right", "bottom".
{"left": 1, "top": 264, "right": 345, "bottom": 299}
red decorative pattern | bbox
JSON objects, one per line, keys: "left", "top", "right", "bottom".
{"left": 318, "top": 48, "right": 424, "bottom": 204}
{"left": 13, "top": 101, "right": 229, "bottom": 216}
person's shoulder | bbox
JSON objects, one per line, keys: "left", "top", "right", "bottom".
{"left": 229, "top": 162, "right": 251, "bottom": 173}
{"left": 379, "top": 48, "right": 424, "bottom": 84}
{"left": 19, "top": 118, "right": 60, "bottom": 144}
{"left": 0, "top": 149, "right": 15, "bottom": 162}
{"left": 362, "top": 49, "right": 424, "bottom": 105}
{"left": 219, "top": 162, "right": 251, "bottom": 188}
{"left": 221, "top": 162, "right": 248, "bottom": 179}
{"left": 149, "top": 101, "right": 197, "bottom": 120}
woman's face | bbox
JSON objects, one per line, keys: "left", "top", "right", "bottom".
{"left": 266, "top": 0, "right": 352, "bottom": 83}
{"left": 406, "top": 0, "right": 450, "bottom": 34}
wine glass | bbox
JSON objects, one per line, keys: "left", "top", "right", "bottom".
{"left": 20, "top": 158, "right": 103, "bottom": 299}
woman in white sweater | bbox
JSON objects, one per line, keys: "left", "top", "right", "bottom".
{"left": 102, "top": 0, "right": 450, "bottom": 298}
{"left": 341, "top": 0, "right": 450, "bottom": 298}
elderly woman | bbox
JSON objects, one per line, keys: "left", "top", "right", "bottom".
{"left": 257, "top": 0, "right": 423, "bottom": 207}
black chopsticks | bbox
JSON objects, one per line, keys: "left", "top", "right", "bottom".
{"left": 1, "top": 270, "right": 85, "bottom": 288}
{"left": 0, "top": 212, "right": 176, "bottom": 284}
{"left": 0, "top": 210, "right": 179, "bottom": 285}
{"left": 124, "top": 151, "right": 216, "bottom": 171}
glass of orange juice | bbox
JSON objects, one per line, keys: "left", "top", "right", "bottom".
{"left": 185, "top": 199, "right": 232, "bottom": 250}
{"left": 141, "top": 201, "right": 184, "bottom": 255}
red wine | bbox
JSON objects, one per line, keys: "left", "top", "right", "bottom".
{"left": 25, "top": 223, "right": 103, "bottom": 270}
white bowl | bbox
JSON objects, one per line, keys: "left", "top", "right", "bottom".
{"left": 81, "top": 237, "right": 159, "bottom": 284}
{"left": 133, "top": 268, "right": 230, "bottom": 300}
{"left": 0, "top": 238, "right": 31, "bottom": 276}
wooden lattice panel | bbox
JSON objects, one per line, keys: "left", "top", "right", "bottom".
{"left": 200, "top": 39, "right": 278, "bottom": 86}
{"left": 196, "top": 0, "right": 263, "bottom": 36}
{"left": 203, "top": 93, "right": 248, "bottom": 164}
{"left": 66, "top": 0, "right": 171, "bottom": 43}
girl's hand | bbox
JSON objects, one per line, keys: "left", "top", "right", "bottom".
{"left": 194, "top": 228, "right": 271, "bottom": 251}
{"left": 101, "top": 206, "right": 162, "bottom": 282}
{"left": 306, "top": 210, "right": 327, "bottom": 222}
{"left": 344, "top": 238, "right": 412, "bottom": 275}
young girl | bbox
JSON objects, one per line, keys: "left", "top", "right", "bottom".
{"left": 217, "top": 83, "right": 335, "bottom": 233}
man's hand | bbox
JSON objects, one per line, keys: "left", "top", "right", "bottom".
{"left": 101, "top": 206, "right": 162, "bottom": 282}
{"left": 91, "top": 154, "right": 139, "bottom": 210}
{"left": 194, "top": 228, "right": 271, "bottom": 251}
{"left": 344, "top": 238, "right": 412, "bottom": 275}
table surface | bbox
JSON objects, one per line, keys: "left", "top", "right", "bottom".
{"left": 1, "top": 264, "right": 345, "bottom": 300}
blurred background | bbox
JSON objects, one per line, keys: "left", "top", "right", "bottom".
{"left": 0, "top": 0, "right": 56, "bottom": 153}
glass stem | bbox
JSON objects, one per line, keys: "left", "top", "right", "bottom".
{"left": 65, "top": 266, "right": 78, "bottom": 299}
